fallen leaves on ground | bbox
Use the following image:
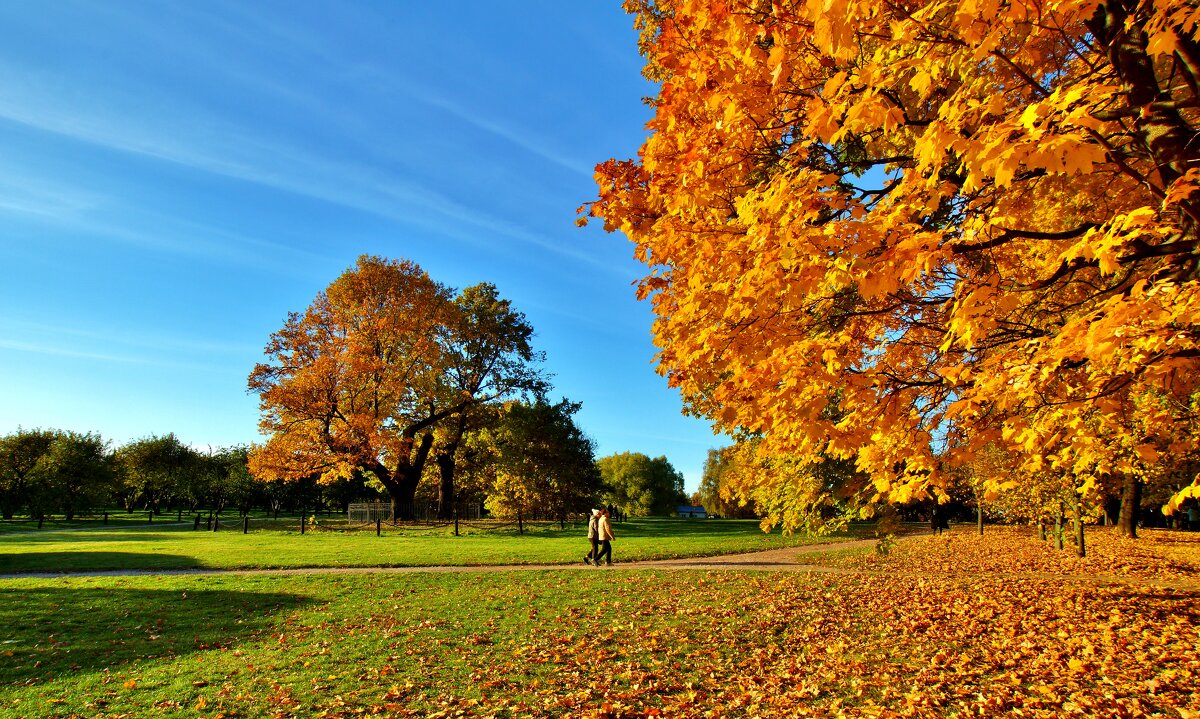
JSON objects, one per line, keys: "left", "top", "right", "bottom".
{"left": 813, "top": 526, "right": 1200, "bottom": 582}
{"left": 8, "top": 529, "right": 1198, "bottom": 719}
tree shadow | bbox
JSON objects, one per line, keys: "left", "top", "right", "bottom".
{"left": 0, "top": 551, "right": 204, "bottom": 574}
{"left": 1093, "top": 587, "right": 1200, "bottom": 622}
{"left": 0, "top": 584, "right": 314, "bottom": 685}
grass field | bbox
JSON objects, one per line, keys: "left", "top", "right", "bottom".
{"left": 2, "top": 525, "right": 1197, "bottom": 718}
{"left": 0, "top": 518, "right": 866, "bottom": 574}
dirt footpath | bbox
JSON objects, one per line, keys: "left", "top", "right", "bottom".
{"left": 1, "top": 538, "right": 881, "bottom": 580}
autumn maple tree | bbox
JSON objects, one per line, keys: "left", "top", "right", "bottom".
{"left": 248, "top": 255, "right": 544, "bottom": 517}
{"left": 586, "top": 0, "right": 1200, "bottom": 530}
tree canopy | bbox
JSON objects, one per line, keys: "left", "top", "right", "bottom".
{"left": 586, "top": 0, "right": 1200, "bottom": 529}
{"left": 481, "top": 399, "right": 602, "bottom": 523}
{"left": 0, "top": 429, "right": 112, "bottom": 520}
{"left": 248, "top": 255, "right": 545, "bottom": 515}
{"left": 598, "top": 451, "right": 687, "bottom": 516}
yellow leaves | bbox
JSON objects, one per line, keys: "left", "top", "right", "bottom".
{"left": 908, "top": 69, "right": 934, "bottom": 98}
{"left": 592, "top": 0, "right": 1200, "bottom": 525}
{"left": 1165, "top": 481, "right": 1200, "bottom": 515}
{"left": 822, "top": 70, "right": 849, "bottom": 98}
{"left": 1018, "top": 101, "right": 1051, "bottom": 131}
{"left": 1134, "top": 443, "right": 1160, "bottom": 464}
{"left": 769, "top": 43, "right": 788, "bottom": 89}
{"left": 1146, "top": 24, "right": 1181, "bottom": 56}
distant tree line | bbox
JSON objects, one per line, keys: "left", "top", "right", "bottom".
{"left": 0, "top": 429, "right": 361, "bottom": 520}
{"left": 697, "top": 438, "right": 1196, "bottom": 541}
{"left": 0, "top": 423, "right": 693, "bottom": 522}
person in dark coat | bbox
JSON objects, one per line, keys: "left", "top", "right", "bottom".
{"left": 595, "top": 508, "right": 615, "bottom": 565}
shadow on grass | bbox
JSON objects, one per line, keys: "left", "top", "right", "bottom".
{"left": 0, "top": 585, "right": 313, "bottom": 685}
{"left": 0, "top": 551, "right": 204, "bottom": 574}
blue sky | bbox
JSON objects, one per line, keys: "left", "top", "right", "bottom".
{"left": 0, "top": 1, "right": 724, "bottom": 492}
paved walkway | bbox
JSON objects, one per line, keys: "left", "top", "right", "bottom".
{"left": 0, "top": 538, "right": 881, "bottom": 580}
{"left": 6, "top": 537, "right": 1195, "bottom": 590}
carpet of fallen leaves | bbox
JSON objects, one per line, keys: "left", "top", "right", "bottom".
{"left": 815, "top": 526, "right": 1200, "bottom": 582}
{"left": 7, "top": 528, "right": 1199, "bottom": 719}
{"left": 419, "top": 577, "right": 1200, "bottom": 719}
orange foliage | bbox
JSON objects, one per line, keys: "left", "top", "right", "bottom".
{"left": 586, "top": 0, "right": 1200, "bottom": 525}
{"left": 248, "top": 256, "right": 542, "bottom": 509}
{"left": 249, "top": 256, "right": 456, "bottom": 498}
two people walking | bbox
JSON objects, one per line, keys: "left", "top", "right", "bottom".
{"left": 584, "top": 507, "right": 614, "bottom": 565}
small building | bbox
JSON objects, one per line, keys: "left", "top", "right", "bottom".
{"left": 676, "top": 505, "right": 708, "bottom": 519}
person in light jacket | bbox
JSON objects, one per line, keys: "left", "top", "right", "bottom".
{"left": 594, "top": 508, "right": 615, "bottom": 565}
{"left": 584, "top": 508, "right": 601, "bottom": 564}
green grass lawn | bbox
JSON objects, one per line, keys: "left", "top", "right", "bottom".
{"left": 2, "top": 558, "right": 1195, "bottom": 719}
{"left": 0, "top": 512, "right": 180, "bottom": 535}
{"left": 9, "top": 570, "right": 742, "bottom": 718}
{"left": 0, "top": 518, "right": 864, "bottom": 574}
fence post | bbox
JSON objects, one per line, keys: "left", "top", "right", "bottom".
{"left": 243, "top": 516, "right": 249, "bottom": 534}
{"left": 212, "top": 514, "right": 219, "bottom": 532}
{"left": 300, "top": 513, "right": 306, "bottom": 534}
{"left": 194, "top": 514, "right": 201, "bottom": 530}
{"left": 148, "top": 511, "right": 153, "bottom": 524}
{"left": 103, "top": 512, "right": 108, "bottom": 525}
{"left": 38, "top": 514, "right": 43, "bottom": 530}
{"left": 454, "top": 500, "right": 459, "bottom": 537}
{"left": 376, "top": 516, "right": 381, "bottom": 537}
{"left": 177, "top": 509, "right": 183, "bottom": 522}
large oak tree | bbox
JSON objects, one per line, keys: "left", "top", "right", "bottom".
{"left": 248, "top": 255, "right": 543, "bottom": 517}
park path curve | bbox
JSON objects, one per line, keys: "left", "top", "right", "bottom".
{"left": 4, "top": 535, "right": 1196, "bottom": 590}
{"left": 0, "top": 538, "right": 882, "bottom": 580}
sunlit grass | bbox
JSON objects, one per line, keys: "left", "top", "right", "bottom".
{"left": 0, "top": 518, "right": 866, "bottom": 573}
{"left": 2, "top": 546, "right": 1196, "bottom": 719}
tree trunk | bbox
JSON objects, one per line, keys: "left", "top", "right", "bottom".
{"left": 1055, "top": 502, "right": 1065, "bottom": 551}
{"left": 1103, "top": 496, "right": 1120, "bottom": 526}
{"left": 976, "top": 496, "right": 984, "bottom": 536}
{"left": 435, "top": 449, "right": 456, "bottom": 520}
{"left": 1037, "top": 519, "right": 1046, "bottom": 542}
{"left": 436, "top": 414, "right": 468, "bottom": 520}
{"left": 1117, "top": 474, "right": 1142, "bottom": 539}
{"left": 369, "top": 431, "right": 436, "bottom": 521}
{"left": 1073, "top": 494, "right": 1086, "bottom": 558}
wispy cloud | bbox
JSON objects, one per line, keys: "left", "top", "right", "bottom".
{"left": 0, "top": 335, "right": 245, "bottom": 375}
{"left": 0, "top": 59, "right": 621, "bottom": 274}
{"left": 0, "top": 314, "right": 262, "bottom": 380}
{"left": 0, "top": 338, "right": 158, "bottom": 366}
{"left": 0, "top": 163, "right": 339, "bottom": 275}
{"left": 0, "top": 166, "right": 103, "bottom": 217}
{"left": 191, "top": 1, "right": 596, "bottom": 178}
{"left": 399, "top": 82, "right": 595, "bottom": 178}
{"left": 0, "top": 318, "right": 260, "bottom": 358}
